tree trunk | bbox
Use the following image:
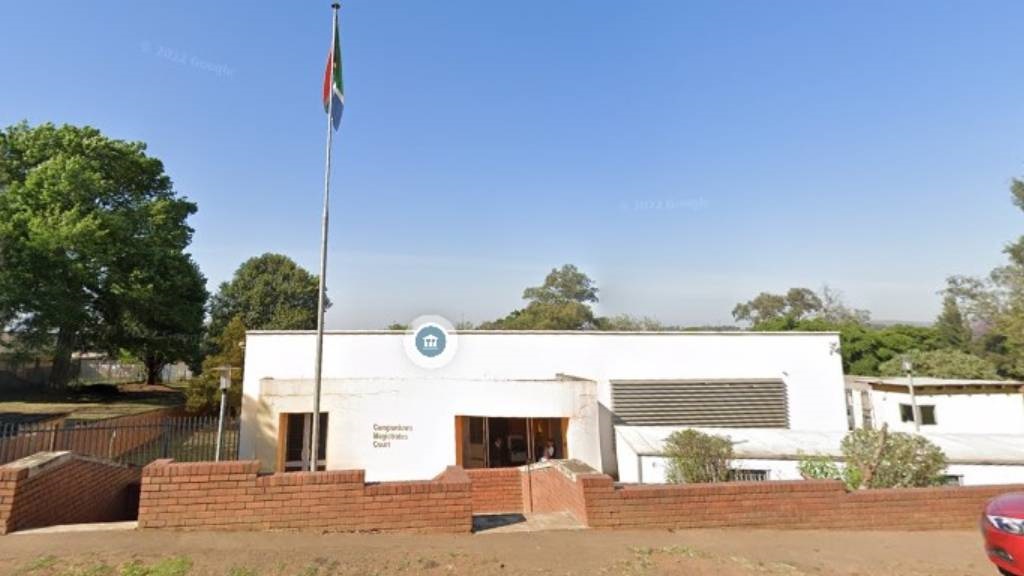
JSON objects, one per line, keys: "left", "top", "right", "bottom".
{"left": 859, "top": 423, "right": 889, "bottom": 490}
{"left": 145, "top": 354, "right": 165, "bottom": 385}
{"left": 48, "top": 327, "right": 75, "bottom": 390}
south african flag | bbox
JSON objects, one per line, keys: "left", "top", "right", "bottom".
{"left": 322, "top": 12, "right": 344, "bottom": 130}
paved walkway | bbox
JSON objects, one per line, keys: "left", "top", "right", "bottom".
{"left": 473, "top": 512, "right": 584, "bottom": 533}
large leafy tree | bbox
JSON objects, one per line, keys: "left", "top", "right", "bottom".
{"left": 480, "top": 264, "right": 599, "bottom": 330}
{"left": 943, "top": 178, "right": 1024, "bottom": 378}
{"left": 208, "top": 253, "right": 324, "bottom": 337}
{"left": 732, "top": 287, "right": 824, "bottom": 325}
{"left": 0, "top": 122, "right": 204, "bottom": 388}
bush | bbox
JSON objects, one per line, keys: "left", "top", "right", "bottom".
{"left": 797, "top": 453, "right": 842, "bottom": 481}
{"left": 664, "top": 429, "right": 733, "bottom": 484}
{"left": 841, "top": 426, "right": 947, "bottom": 489}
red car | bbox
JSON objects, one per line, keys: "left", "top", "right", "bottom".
{"left": 984, "top": 493, "right": 1024, "bottom": 575}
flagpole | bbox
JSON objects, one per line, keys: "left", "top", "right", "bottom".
{"left": 310, "top": 1, "right": 340, "bottom": 472}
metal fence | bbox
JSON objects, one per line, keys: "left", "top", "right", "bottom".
{"left": 0, "top": 416, "right": 240, "bottom": 467}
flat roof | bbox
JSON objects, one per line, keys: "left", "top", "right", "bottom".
{"left": 247, "top": 330, "right": 839, "bottom": 337}
{"left": 615, "top": 425, "right": 1024, "bottom": 465}
{"left": 849, "top": 376, "right": 1024, "bottom": 388}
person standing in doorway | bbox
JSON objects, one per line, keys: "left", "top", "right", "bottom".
{"left": 489, "top": 436, "right": 506, "bottom": 467}
{"left": 538, "top": 440, "right": 556, "bottom": 462}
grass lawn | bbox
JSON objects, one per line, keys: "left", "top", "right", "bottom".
{"left": 0, "top": 382, "right": 185, "bottom": 421}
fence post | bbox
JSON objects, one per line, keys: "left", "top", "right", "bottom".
{"left": 162, "top": 419, "right": 171, "bottom": 458}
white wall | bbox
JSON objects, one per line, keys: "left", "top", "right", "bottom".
{"left": 868, "top": 390, "right": 1024, "bottom": 435}
{"left": 249, "top": 377, "right": 598, "bottom": 482}
{"left": 620, "top": 452, "right": 1024, "bottom": 487}
{"left": 947, "top": 464, "right": 1024, "bottom": 486}
{"left": 620, "top": 452, "right": 804, "bottom": 484}
{"left": 242, "top": 331, "right": 847, "bottom": 480}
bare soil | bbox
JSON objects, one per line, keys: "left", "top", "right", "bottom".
{"left": 0, "top": 527, "right": 997, "bottom": 576}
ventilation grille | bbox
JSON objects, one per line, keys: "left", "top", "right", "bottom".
{"left": 611, "top": 379, "right": 790, "bottom": 428}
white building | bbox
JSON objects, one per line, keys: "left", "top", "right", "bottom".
{"left": 846, "top": 376, "right": 1024, "bottom": 435}
{"left": 240, "top": 330, "right": 846, "bottom": 481}
{"left": 615, "top": 426, "right": 1024, "bottom": 486}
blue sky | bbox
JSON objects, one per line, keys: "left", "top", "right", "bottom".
{"left": 2, "top": 1, "right": 1023, "bottom": 328}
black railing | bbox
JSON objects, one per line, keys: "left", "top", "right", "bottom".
{"left": 0, "top": 416, "right": 240, "bottom": 466}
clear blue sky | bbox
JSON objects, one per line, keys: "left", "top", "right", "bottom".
{"left": 2, "top": 1, "right": 1023, "bottom": 328}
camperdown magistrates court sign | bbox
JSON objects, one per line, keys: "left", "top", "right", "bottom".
{"left": 373, "top": 424, "right": 413, "bottom": 449}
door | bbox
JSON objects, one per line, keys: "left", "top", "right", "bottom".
{"left": 281, "top": 413, "right": 328, "bottom": 472}
{"left": 461, "top": 416, "right": 487, "bottom": 469}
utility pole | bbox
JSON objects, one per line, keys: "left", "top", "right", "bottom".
{"left": 215, "top": 366, "right": 230, "bottom": 461}
{"left": 901, "top": 356, "right": 920, "bottom": 432}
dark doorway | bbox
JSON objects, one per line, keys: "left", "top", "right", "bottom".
{"left": 458, "top": 416, "right": 566, "bottom": 469}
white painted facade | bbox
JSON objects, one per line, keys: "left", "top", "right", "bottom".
{"left": 241, "top": 331, "right": 846, "bottom": 481}
{"left": 847, "top": 377, "right": 1024, "bottom": 435}
{"left": 615, "top": 426, "right": 1024, "bottom": 486}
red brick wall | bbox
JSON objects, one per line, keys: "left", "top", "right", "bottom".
{"left": 466, "top": 468, "right": 522, "bottom": 514}
{"left": 138, "top": 460, "right": 472, "bottom": 533}
{"left": 527, "top": 462, "right": 1020, "bottom": 530}
{"left": 520, "top": 465, "right": 590, "bottom": 523}
{"left": 0, "top": 453, "right": 141, "bottom": 534}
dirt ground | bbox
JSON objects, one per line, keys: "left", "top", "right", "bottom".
{"left": 0, "top": 527, "right": 998, "bottom": 576}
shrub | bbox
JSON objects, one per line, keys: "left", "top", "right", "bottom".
{"left": 797, "top": 453, "right": 842, "bottom": 481}
{"left": 841, "top": 425, "right": 947, "bottom": 489}
{"left": 664, "top": 429, "right": 733, "bottom": 484}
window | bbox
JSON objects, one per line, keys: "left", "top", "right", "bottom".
{"left": 941, "top": 475, "right": 963, "bottom": 486}
{"left": 899, "top": 404, "right": 914, "bottom": 422}
{"left": 281, "top": 412, "right": 327, "bottom": 472}
{"left": 899, "top": 404, "right": 937, "bottom": 425}
{"left": 729, "top": 469, "right": 769, "bottom": 482}
{"left": 920, "top": 405, "right": 937, "bottom": 425}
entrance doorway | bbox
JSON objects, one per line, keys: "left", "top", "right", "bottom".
{"left": 456, "top": 416, "right": 567, "bottom": 469}
{"left": 278, "top": 412, "right": 327, "bottom": 472}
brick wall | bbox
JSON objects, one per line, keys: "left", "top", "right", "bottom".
{"left": 527, "top": 460, "right": 1020, "bottom": 531}
{"left": 0, "top": 452, "right": 141, "bottom": 534}
{"left": 138, "top": 460, "right": 472, "bottom": 533}
{"left": 466, "top": 468, "right": 522, "bottom": 514}
{"left": 521, "top": 464, "right": 589, "bottom": 522}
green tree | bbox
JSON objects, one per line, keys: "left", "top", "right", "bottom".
{"left": 878, "top": 348, "right": 999, "bottom": 379}
{"left": 0, "top": 122, "right": 203, "bottom": 388}
{"left": 481, "top": 264, "right": 600, "bottom": 330}
{"left": 935, "top": 294, "right": 971, "bottom": 350}
{"left": 208, "top": 253, "right": 325, "bottom": 337}
{"left": 186, "top": 316, "right": 245, "bottom": 414}
{"left": 732, "top": 287, "right": 831, "bottom": 325}
{"left": 595, "top": 314, "right": 668, "bottom": 331}
{"left": 111, "top": 255, "right": 208, "bottom": 384}
{"left": 755, "top": 316, "right": 940, "bottom": 375}
{"left": 664, "top": 429, "right": 733, "bottom": 484}
{"left": 941, "top": 178, "right": 1024, "bottom": 378}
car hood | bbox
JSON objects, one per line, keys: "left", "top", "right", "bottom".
{"left": 988, "top": 493, "right": 1024, "bottom": 518}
